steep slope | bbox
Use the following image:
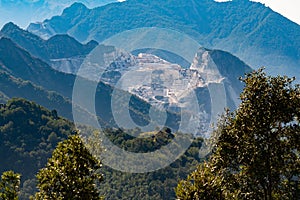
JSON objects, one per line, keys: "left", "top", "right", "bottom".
{"left": 0, "top": 71, "right": 85, "bottom": 120}
{"left": 0, "top": 98, "right": 75, "bottom": 178}
{"left": 0, "top": 32, "right": 252, "bottom": 137}
{"left": 0, "top": 0, "right": 117, "bottom": 28}
{"left": 0, "top": 37, "right": 160, "bottom": 129}
{"left": 0, "top": 98, "right": 76, "bottom": 199}
{"left": 98, "top": 48, "right": 251, "bottom": 111}
{"left": 0, "top": 98, "right": 203, "bottom": 200}
{"left": 192, "top": 48, "right": 251, "bottom": 110}
{"left": 75, "top": 44, "right": 251, "bottom": 136}
{"left": 1, "top": 22, "right": 98, "bottom": 61}
{"left": 27, "top": 0, "right": 300, "bottom": 78}
{"left": 0, "top": 37, "right": 75, "bottom": 98}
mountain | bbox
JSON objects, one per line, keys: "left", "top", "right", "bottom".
{"left": 1, "top": 22, "right": 98, "bottom": 73}
{"left": 1, "top": 23, "right": 252, "bottom": 135}
{"left": 0, "top": 32, "right": 251, "bottom": 136}
{"left": 0, "top": 37, "right": 75, "bottom": 98}
{"left": 101, "top": 48, "right": 251, "bottom": 110}
{"left": 0, "top": 0, "right": 117, "bottom": 28}
{"left": 0, "top": 69, "right": 101, "bottom": 123}
{"left": 0, "top": 37, "right": 162, "bottom": 129}
{"left": 0, "top": 98, "right": 204, "bottom": 199}
{"left": 60, "top": 42, "right": 251, "bottom": 136}
{"left": 0, "top": 98, "right": 76, "bottom": 199}
{"left": 1, "top": 22, "right": 98, "bottom": 60}
{"left": 27, "top": 0, "right": 300, "bottom": 79}
{"left": 0, "top": 70, "right": 74, "bottom": 119}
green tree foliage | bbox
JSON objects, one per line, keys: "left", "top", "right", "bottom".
{"left": 0, "top": 98, "right": 75, "bottom": 178}
{"left": 96, "top": 128, "right": 204, "bottom": 200}
{"left": 0, "top": 98, "right": 75, "bottom": 199}
{"left": 80, "top": 126, "right": 204, "bottom": 199}
{"left": 176, "top": 69, "right": 300, "bottom": 199}
{"left": 176, "top": 161, "right": 224, "bottom": 200}
{"left": 0, "top": 98, "right": 203, "bottom": 199}
{"left": 0, "top": 171, "right": 21, "bottom": 200}
{"left": 34, "top": 135, "right": 103, "bottom": 200}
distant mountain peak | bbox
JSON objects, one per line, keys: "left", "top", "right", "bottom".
{"left": 48, "top": 34, "right": 80, "bottom": 43}
{"left": 86, "top": 40, "right": 99, "bottom": 46}
{"left": 1, "top": 22, "right": 21, "bottom": 33}
{"left": 63, "top": 2, "right": 89, "bottom": 14}
{"left": 1, "top": 21, "right": 43, "bottom": 43}
{"left": 71, "top": 2, "right": 88, "bottom": 8}
{"left": 47, "top": 34, "right": 98, "bottom": 46}
{"left": 1, "top": 24, "right": 98, "bottom": 64}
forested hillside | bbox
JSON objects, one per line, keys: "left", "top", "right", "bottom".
{"left": 1, "top": 1, "right": 299, "bottom": 199}
{"left": 0, "top": 98, "right": 75, "bottom": 199}
{"left": 0, "top": 98, "right": 204, "bottom": 199}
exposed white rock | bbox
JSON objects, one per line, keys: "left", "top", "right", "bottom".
{"left": 50, "top": 56, "right": 85, "bottom": 74}
{"left": 52, "top": 47, "right": 241, "bottom": 136}
{"left": 191, "top": 48, "right": 224, "bottom": 84}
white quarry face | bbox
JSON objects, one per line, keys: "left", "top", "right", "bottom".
{"left": 72, "top": 39, "right": 244, "bottom": 138}
{"left": 90, "top": 49, "right": 228, "bottom": 136}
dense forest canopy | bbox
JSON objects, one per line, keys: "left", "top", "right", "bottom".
{"left": 176, "top": 69, "right": 300, "bottom": 199}
{"left": 0, "top": 98, "right": 204, "bottom": 199}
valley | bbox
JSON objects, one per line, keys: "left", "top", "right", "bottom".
{"left": 0, "top": 0, "right": 299, "bottom": 199}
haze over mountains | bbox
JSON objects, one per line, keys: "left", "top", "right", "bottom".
{"left": 1, "top": 1, "right": 299, "bottom": 199}
{"left": 1, "top": 22, "right": 98, "bottom": 61}
{"left": 0, "top": 0, "right": 117, "bottom": 28}
{"left": 0, "top": 19, "right": 251, "bottom": 136}
{"left": 0, "top": 19, "right": 252, "bottom": 198}
{"left": 27, "top": 0, "right": 300, "bottom": 80}
{"left": 0, "top": 33, "right": 152, "bottom": 129}
{"left": 1, "top": 22, "right": 98, "bottom": 73}
{"left": 1, "top": 0, "right": 298, "bottom": 137}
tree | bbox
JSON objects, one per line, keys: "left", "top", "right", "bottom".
{"left": 0, "top": 171, "right": 21, "bottom": 200}
{"left": 176, "top": 69, "right": 300, "bottom": 199}
{"left": 176, "top": 162, "right": 224, "bottom": 200}
{"left": 34, "top": 135, "right": 103, "bottom": 200}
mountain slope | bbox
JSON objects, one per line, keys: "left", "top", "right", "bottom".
{"left": 0, "top": 71, "right": 72, "bottom": 119}
{"left": 0, "top": 37, "right": 75, "bottom": 98}
{"left": 0, "top": 98, "right": 76, "bottom": 199}
{"left": 0, "top": 0, "right": 117, "bottom": 28}
{"left": 1, "top": 22, "right": 98, "bottom": 61}
{"left": 73, "top": 44, "right": 251, "bottom": 136}
{"left": 0, "top": 71, "right": 92, "bottom": 121}
{"left": 27, "top": 0, "right": 300, "bottom": 78}
{"left": 0, "top": 98, "right": 75, "bottom": 179}
{"left": 0, "top": 98, "right": 204, "bottom": 200}
{"left": 0, "top": 37, "right": 160, "bottom": 129}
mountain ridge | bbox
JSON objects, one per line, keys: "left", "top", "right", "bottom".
{"left": 1, "top": 22, "right": 98, "bottom": 62}
{"left": 0, "top": 37, "right": 74, "bottom": 98}
{"left": 0, "top": 36, "right": 166, "bottom": 130}
{"left": 0, "top": 0, "right": 118, "bottom": 28}
{"left": 0, "top": 28, "right": 252, "bottom": 136}
{"left": 27, "top": 0, "right": 300, "bottom": 79}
